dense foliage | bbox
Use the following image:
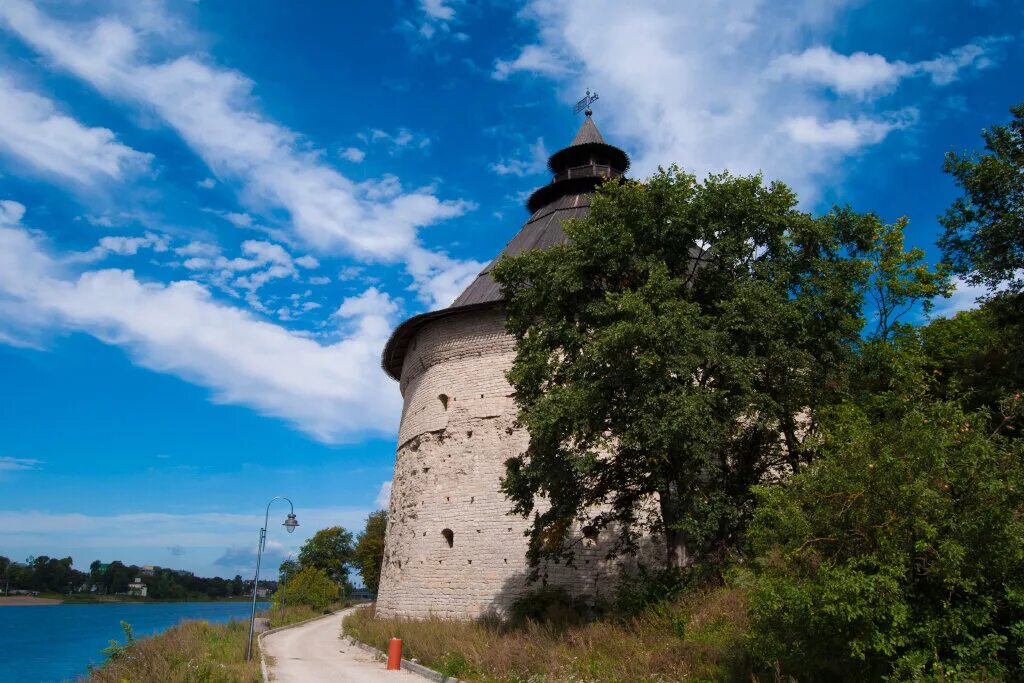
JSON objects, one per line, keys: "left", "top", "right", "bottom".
{"left": 939, "top": 102, "right": 1024, "bottom": 295}
{"left": 0, "top": 554, "right": 257, "bottom": 599}
{"left": 353, "top": 510, "right": 387, "bottom": 594}
{"left": 492, "top": 166, "right": 938, "bottom": 572}
{"left": 296, "top": 525, "right": 355, "bottom": 593}
{"left": 748, "top": 379, "right": 1024, "bottom": 680}
{"left": 273, "top": 566, "right": 339, "bottom": 611}
{"left": 481, "top": 104, "right": 1024, "bottom": 680}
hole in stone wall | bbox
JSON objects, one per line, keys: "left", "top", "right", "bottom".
{"left": 470, "top": 496, "right": 474, "bottom": 503}
{"left": 422, "top": 467, "right": 430, "bottom": 473}
{"left": 582, "top": 525, "right": 599, "bottom": 541}
{"left": 446, "top": 496, "right": 450, "bottom": 502}
{"left": 503, "top": 558, "right": 508, "bottom": 563}
{"left": 422, "top": 532, "right": 426, "bottom": 536}
{"left": 466, "top": 430, "right": 473, "bottom": 438}
{"left": 505, "top": 427, "right": 513, "bottom": 435}
{"left": 468, "top": 559, "right": 472, "bottom": 564}
{"left": 438, "top": 394, "right": 449, "bottom": 410}
{"left": 480, "top": 394, "right": 484, "bottom": 398}
{"left": 442, "top": 528, "right": 454, "bottom": 548}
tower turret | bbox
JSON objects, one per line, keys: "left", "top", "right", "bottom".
{"left": 375, "top": 115, "right": 632, "bottom": 620}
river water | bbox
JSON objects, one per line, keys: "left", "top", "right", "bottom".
{"left": 0, "top": 601, "right": 269, "bottom": 682}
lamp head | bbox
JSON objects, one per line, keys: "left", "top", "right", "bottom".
{"left": 283, "top": 512, "right": 299, "bottom": 534}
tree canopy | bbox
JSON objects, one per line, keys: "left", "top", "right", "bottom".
{"left": 939, "top": 102, "right": 1024, "bottom": 295}
{"left": 353, "top": 510, "right": 387, "bottom": 594}
{"left": 297, "top": 526, "right": 354, "bottom": 592}
{"left": 493, "top": 167, "right": 936, "bottom": 573}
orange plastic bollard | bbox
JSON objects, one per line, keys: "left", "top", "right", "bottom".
{"left": 387, "top": 638, "right": 402, "bottom": 670}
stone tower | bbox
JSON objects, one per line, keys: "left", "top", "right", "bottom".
{"left": 376, "top": 113, "right": 631, "bottom": 619}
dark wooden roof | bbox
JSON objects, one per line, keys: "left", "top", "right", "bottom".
{"left": 380, "top": 114, "right": 629, "bottom": 381}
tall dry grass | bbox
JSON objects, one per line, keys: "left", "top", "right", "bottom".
{"left": 343, "top": 586, "right": 751, "bottom": 682}
{"left": 84, "top": 618, "right": 261, "bottom": 683}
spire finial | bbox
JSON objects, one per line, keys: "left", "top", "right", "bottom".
{"left": 574, "top": 89, "right": 599, "bottom": 115}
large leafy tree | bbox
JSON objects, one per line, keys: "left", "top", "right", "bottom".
{"left": 353, "top": 511, "right": 387, "bottom": 594}
{"left": 493, "top": 168, "right": 879, "bottom": 572}
{"left": 939, "top": 102, "right": 1024, "bottom": 294}
{"left": 748, "top": 371, "right": 1024, "bottom": 680}
{"left": 297, "top": 526, "right": 354, "bottom": 591}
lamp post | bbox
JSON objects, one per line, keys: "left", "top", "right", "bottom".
{"left": 246, "top": 496, "right": 299, "bottom": 661}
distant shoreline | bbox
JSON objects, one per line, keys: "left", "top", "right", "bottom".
{"left": 0, "top": 594, "right": 258, "bottom": 606}
{"left": 0, "top": 596, "right": 62, "bottom": 606}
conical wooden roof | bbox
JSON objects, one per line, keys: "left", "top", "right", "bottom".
{"left": 381, "top": 115, "right": 630, "bottom": 380}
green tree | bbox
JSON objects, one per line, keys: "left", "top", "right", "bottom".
{"left": 273, "top": 567, "right": 339, "bottom": 611}
{"left": 353, "top": 511, "right": 387, "bottom": 594}
{"left": 747, "top": 384, "right": 1024, "bottom": 680}
{"left": 297, "top": 526, "right": 354, "bottom": 592}
{"left": 493, "top": 168, "right": 878, "bottom": 572}
{"left": 939, "top": 102, "right": 1024, "bottom": 294}
{"left": 278, "top": 558, "right": 300, "bottom": 585}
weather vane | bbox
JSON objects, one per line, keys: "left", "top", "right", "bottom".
{"left": 574, "top": 89, "right": 599, "bottom": 115}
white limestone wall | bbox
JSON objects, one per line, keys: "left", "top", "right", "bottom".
{"left": 375, "top": 309, "right": 629, "bottom": 619}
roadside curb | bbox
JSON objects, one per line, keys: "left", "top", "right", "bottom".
{"left": 258, "top": 608, "right": 349, "bottom": 682}
{"left": 341, "top": 620, "right": 462, "bottom": 683}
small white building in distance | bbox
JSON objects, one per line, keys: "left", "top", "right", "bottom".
{"left": 376, "top": 113, "right": 645, "bottom": 620}
{"left": 127, "top": 577, "right": 147, "bottom": 598}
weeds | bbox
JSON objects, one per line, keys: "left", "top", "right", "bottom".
{"left": 343, "top": 586, "right": 751, "bottom": 682}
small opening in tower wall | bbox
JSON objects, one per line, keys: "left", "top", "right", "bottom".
{"left": 438, "top": 394, "right": 449, "bottom": 410}
{"left": 582, "top": 525, "right": 599, "bottom": 541}
{"left": 442, "top": 528, "right": 454, "bottom": 548}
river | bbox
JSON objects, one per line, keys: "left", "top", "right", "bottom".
{"left": 0, "top": 601, "right": 269, "bottom": 682}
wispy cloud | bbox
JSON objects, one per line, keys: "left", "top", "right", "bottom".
{"left": 770, "top": 39, "right": 1008, "bottom": 99}
{"left": 491, "top": 137, "right": 548, "bottom": 177}
{"left": 0, "top": 456, "right": 43, "bottom": 472}
{"left": 0, "top": 75, "right": 151, "bottom": 184}
{"left": 0, "top": 0, "right": 477, "bottom": 308}
{"left": 0, "top": 202, "right": 402, "bottom": 442}
{"left": 374, "top": 480, "right": 392, "bottom": 510}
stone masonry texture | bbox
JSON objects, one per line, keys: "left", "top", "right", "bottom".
{"left": 375, "top": 309, "right": 638, "bottom": 620}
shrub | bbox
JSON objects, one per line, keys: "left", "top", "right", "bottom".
{"left": 507, "top": 586, "right": 593, "bottom": 627}
{"left": 612, "top": 565, "right": 699, "bottom": 618}
{"left": 747, "top": 393, "right": 1024, "bottom": 680}
{"left": 273, "top": 566, "right": 339, "bottom": 611}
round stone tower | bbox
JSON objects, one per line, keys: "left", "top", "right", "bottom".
{"left": 376, "top": 114, "right": 631, "bottom": 619}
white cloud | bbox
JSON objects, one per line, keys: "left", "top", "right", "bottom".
{"left": 491, "top": 137, "right": 549, "bottom": 177}
{"left": 223, "top": 211, "right": 253, "bottom": 228}
{"left": 0, "top": 75, "right": 151, "bottom": 183}
{"left": 493, "top": 45, "right": 570, "bottom": 81}
{"left": 197, "top": 177, "right": 216, "bottom": 189}
{"left": 771, "top": 47, "right": 910, "bottom": 98}
{"left": 0, "top": 456, "right": 42, "bottom": 472}
{"left": 782, "top": 109, "right": 917, "bottom": 150}
{"left": 366, "top": 127, "right": 431, "bottom": 155}
{"left": 930, "top": 275, "right": 1016, "bottom": 319}
{"left": 335, "top": 287, "right": 399, "bottom": 319}
{"left": 374, "top": 480, "right": 392, "bottom": 510}
{"left": 340, "top": 146, "right": 366, "bottom": 163}
{"left": 0, "top": 211, "right": 402, "bottom": 443}
{"left": 490, "top": 2, "right": 996, "bottom": 202}
{"left": 0, "top": 0, "right": 475, "bottom": 305}
{"left": 771, "top": 39, "right": 1005, "bottom": 99}
{"left": 411, "top": 0, "right": 462, "bottom": 41}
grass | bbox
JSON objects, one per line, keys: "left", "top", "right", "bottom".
{"left": 343, "top": 587, "right": 752, "bottom": 682}
{"left": 83, "top": 618, "right": 262, "bottom": 683}
{"left": 83, "top": 601, "right": 354, "bottom": 682}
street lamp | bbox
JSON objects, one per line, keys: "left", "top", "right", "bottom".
{"left": 246, "top": 496, "right": 299, "bottom": 661}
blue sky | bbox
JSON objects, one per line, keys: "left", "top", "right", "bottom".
{"left": 0, "top": 0, "right": 1020, "bottom": 579}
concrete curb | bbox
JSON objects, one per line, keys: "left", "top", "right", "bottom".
{"left": 258, "top": 608, "right": 349, "bottom": 682}
{"left": 341, "top": 633, "right": 462, "bottom": 683}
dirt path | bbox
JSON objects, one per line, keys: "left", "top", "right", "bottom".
{"left": 261, "top": 606, "right": 426, "bottom": 682}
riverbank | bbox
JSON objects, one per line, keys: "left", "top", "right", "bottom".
{"left": 0, "top": 595, "right": 62, "bottom": 605}
{"left": 84, "top": 601, "right": 351, "bottom": 682}
{"left": 0, "top": 592, "right": 255, "bottom": 605}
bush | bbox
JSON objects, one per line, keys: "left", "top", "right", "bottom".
{"left": 507, "top": 586, "right": 595, "bottom": 627}
{"left": 272, "top": 566, "right": 339, "bottom": 611}
{"left": 747, "top": 393, "right": 1024, "bottom": 680}
{"left": 612, "top": 565, "right": 699, "bottom": 618}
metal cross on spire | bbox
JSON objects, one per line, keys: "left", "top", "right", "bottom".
{"left": 574, "top": 89, "right": 599, "bottom": 115}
